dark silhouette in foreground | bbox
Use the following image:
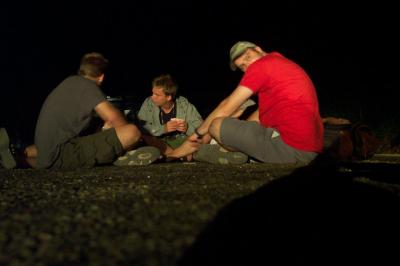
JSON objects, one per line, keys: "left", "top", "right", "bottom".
{"left": 179, "top": 155, "right": 400, "bottom": 265}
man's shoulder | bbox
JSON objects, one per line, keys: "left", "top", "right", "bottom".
{"left": 57, "top": 75, "right": 99, "bottom": 91}
{"left": 263, "top": 52, "right": 294, "bottom": 66}
{"left": 141, "top": 97, "right": 155, "bottom": 106}
{"left": 176, "top": 96, "right": 191, "bottom": 104}
{"left": 62, "top": 75, "right": 86, "bottom": 84}
{"left": 139, "top": 97, "right": 157, "bottom": 111}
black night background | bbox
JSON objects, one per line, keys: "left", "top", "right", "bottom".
{"left": 1, "top": 1, "right": 399, "bottom": 143}
{"left": 1, "top": 1, "right": 400, "bottom": 265}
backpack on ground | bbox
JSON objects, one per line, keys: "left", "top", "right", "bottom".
{"left": 323, "top": 121, "right": 379, "bottom": 161}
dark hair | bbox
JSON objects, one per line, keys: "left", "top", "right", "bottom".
{"left": 152, "top": 74, "right": 178, "bottom": 99}
{"left": 78, "top": 52, "right": 109, "bottom": 78}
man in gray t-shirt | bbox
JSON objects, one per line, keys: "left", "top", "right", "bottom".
{"left": 35, "top": 75, "right": 107, "bottom": 168}
{"left": 27, "top": 52, "right": 142, "bottom": 170}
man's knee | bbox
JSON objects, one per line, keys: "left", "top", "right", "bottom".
{"left": 209, "top": 117, "right": 225, "bottom": 139}
{"left": 125, "top": 124, "right": 141, "bottom": 143}
{"left": 116, "top": 124, "right": 141, "bottom": 149}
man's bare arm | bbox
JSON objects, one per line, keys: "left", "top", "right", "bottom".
{"left": 169, "top": 85, "right": 254, "bottom": 159}
{"left": 196, "top": 85, "right": 254, "bottom": 135}
{"left": 95, "top": 101, "right": 127, "bottom": 129}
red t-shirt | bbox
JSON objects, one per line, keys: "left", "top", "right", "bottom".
{"left": 239, "top": 52, "right": 324, "bottom": 152}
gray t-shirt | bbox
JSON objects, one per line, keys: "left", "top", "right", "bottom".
{"left": 35, "top": 75, "right": 105, "bottom": 168}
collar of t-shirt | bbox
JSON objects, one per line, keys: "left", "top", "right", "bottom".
{"left": 159, "top": 103, "right": 177, "bottom": 125}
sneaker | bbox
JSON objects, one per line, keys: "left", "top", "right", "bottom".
{"left": 193, "top": 144, "right": 248, "bottom": 165}
{"left": 0, "top": 128, "right": 17, "bottom": 169}
{"left": 113, "top": 146, "right": 161, "bottom": 166}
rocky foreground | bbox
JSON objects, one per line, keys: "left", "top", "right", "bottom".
{"left": 1, "top": 156, "right": 400, "bottom": 265}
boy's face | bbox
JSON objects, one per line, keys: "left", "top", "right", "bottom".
{"left": 151, "top": 86, "right": 172, "bottom": 107}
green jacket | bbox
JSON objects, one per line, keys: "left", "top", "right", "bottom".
{"left": 137, "top": 96, "right": 203, "bottom": 137}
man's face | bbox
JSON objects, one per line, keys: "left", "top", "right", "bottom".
{"left": 234, "top": 47, "right": 263, "bottom": 72}
{"left": 151, "top": 86, "right": 171, "bottom": 107}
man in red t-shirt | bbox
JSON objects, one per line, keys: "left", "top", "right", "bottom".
{"left": 174, "top": 41, "right": 324, "bottom": 164}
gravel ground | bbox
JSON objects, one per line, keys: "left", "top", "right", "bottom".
{"left": 1, "top": 157, "right": 400, "bottom": 265}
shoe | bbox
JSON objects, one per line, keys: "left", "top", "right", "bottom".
{"left": 113, "top": 146, "right": 161, "bottom": 166}
{"left": 0, "top": 128, "right": 17, "bottom": 169}
{"left": 193, "top": 144, "right": 248, "bottom": 165}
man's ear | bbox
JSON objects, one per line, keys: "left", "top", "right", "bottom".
{"left": 98, "top": 74, "right": 105, "bottom": 83}
{"left": 254, "top": 46, "right": 263, "bottom": 53}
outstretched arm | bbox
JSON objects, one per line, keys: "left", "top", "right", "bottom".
{"left": 168, "top": 85, "right": 254, "bottom": 158}
{"left": 195, "top": 85, "right": 253, "bottom": 138}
